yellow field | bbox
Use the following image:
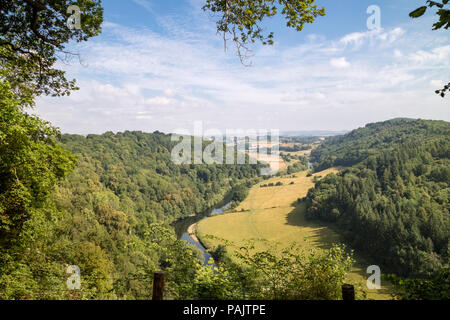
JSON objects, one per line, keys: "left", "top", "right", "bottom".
{"left": 247, "top": 152, "right": 288, "bottom": 171}
{"left": 197, "top": 169, "right": 394, "bottom": 300}
{"left": 286, "top": 149, "right": 313, "bottom": 157}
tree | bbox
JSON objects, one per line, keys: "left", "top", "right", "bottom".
{"left": 202, "top": 0, "right": 325, "bottom": 64}
{"left": 231, "top": 184, "right": 249, "bottom": 202}
{"left": 232, "top": 242, "right": 356, "bottom": 300}
{"left": 0, "top": 0, "right": 103, "bottom": 300}
{"left": 0, "top": 0, "right": 103, "bottom": 104}
{"left": 409, "top": 1, "right": 449, "bottom": 97}
{"left": 0, "top": 79, "right": 76, "bottom": 247}
{"left": 2, "top": 1, "right": 324, "bottom": 97}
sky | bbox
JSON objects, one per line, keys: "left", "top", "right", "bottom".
{"left": 35, "top": 0, "right": 450, "bottom": 134}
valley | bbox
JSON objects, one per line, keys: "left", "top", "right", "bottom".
{"left": 197, "top": 168, "right": 393, "bottom": 299}
{"left": 2, "top": 0, "right": 449, "bottom": 304}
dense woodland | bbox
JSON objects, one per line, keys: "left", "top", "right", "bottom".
{"left": 0, "top": 106, "right": 264, "bottom": 299}
{"left": 310, "top": 118, "right": 449, "bottom": 170}
{"left": 60, "top": 132, "right": 262, "bottom": 224}
{"left": 305, "top": 119, "right": 449, "bottom": 285}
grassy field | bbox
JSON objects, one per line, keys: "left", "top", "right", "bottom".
{"left": 247, "top": 143, "right": 314, "bottom": 172}
{"left": 197, "top": 169, "right": 394, "bottom": 300}
{"left": 247, "top": 152, "right": 288, "bottom": 171}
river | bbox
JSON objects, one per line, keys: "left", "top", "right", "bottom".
{"left": 173, "top": 201, "right": 232, "bottom": 266}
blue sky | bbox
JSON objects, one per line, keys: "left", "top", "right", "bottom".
{"left": 36, "top": 0, "right": 450, "bottom": 134}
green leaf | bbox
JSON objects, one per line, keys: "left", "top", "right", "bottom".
{"left": 409, "top": 6, "right": 428, "bottom": 18}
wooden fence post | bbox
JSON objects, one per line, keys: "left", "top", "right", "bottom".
{"left": 342, "top": 284, "right": 355, "bottom": 301}
{"left": 152, "top": 271, "right": 165, "bottom": 300}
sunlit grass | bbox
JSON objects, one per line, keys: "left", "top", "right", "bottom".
{"left": 197, "top": 169, "right": 394, "bottom": 299}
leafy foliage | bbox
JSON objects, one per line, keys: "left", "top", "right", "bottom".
{"left": 0, "top": 0, "right": 103, "bottom": 103}
{"left": 409, "top": 1, "right": 449, "bottom": 96}
{"left": 0, "top": 80, "right": 76, "bottom": 247}
{"left": 0, "top": 80, "right": 79, "bottom": 299}
{"left": 435, "top": 82, "right": 450, "bottom": 97}
{"left": 310, "top": 118, "right": 449, "bottom": 171}
{"left": 286, "top": 156, "right": 308, "bottom": 174}
{"left": 409, "top": 0, "right": 449, "bottom": 30}
{"left": 231, "top": 184, "right": 250, "bottom": 202}
{"left": 165, "top": 237, "right": 356, "bottom": 300}
{"left": 231, "top": 242, "right": 355, "bottom": 300}
{"left": 203, "top": 0, "right": 325, "bottom": 64}
{"left": 385, "top": 268, "right": 450, "bottom": 300}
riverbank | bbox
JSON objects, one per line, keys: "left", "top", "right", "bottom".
{"left": 172, "top": 189, "right": 234, "bottom": 239}
{"left": 174, "top": 199, "right": 233, "bottom": 266}
{"left": 187, "top": 223, "right": 199, "bottom": 243}
{"left": 186, "top": 200, "right": 233, "bottom": 249}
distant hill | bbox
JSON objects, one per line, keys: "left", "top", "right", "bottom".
{"left": 310, "top": 118, "right": 450, "bottom": 171}
{"left": 281, "top": 130, "right": 348, "bottom": 137}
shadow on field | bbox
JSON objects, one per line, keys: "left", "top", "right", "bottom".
{"left": 285, "top": 203, "right": 341, "bottom": 250}
{"left": 286, "top": 202, "right": 395, "bottom": 299}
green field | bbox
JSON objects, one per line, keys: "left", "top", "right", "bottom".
{"left": 197, "top": 169, "right": 394, "bottom": 300}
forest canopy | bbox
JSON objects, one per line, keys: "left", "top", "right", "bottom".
{"left": 305, "top": 119, "right": 450, "bottom": 278}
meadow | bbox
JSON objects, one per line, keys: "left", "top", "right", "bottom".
{"left": 197, "top": 169, "right": 394, "bottom": 299}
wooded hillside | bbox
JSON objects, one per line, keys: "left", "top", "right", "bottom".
{"left": 305, "top": 119, "right": 449, "bottom": 279}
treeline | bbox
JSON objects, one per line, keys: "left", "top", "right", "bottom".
{"left": 280, "top": 136, "right": 321, "bottom": 144}
{"left": 279, "top": 144, "right": 312, "bottom": 152}
{"left": 304, "top": 119, "right": 449, "bottom": 279}
{"left": 310, "top": 118, "right": 450, "bottom": 171}
{"left": 282, "top": 154, "right": 309, "bottom": 174}
{"left": 280, "top": 152, "right": 308, "bottom": 162}
{"left": 60, "top": 132, "right": 262, "bottom": 223}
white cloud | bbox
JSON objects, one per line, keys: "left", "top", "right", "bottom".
{"left": 34, "top": 13, "right": 450, "bottom": 134}
{"left": 409, "top": 45, "right": 450, "bottom": 65}
{"left": 340, "top": 31, "right": 367, "bottom": 46}
{"left": 339, "top": 28, "right": 405, "bottom": 48}
{"left": 330, "top": 57, "right": 351, "bottom": 69}
{"left": 430, "top": 80, "right": 444, "bottom": 87}
{"left": 132, "top": 0, "right": 154, "bottom": 14}
{"left": 394, "top": 49, "right": 403, "bottom": 58}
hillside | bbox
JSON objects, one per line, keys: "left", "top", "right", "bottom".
{"left": 0, "top": 131, "right": 262, "bottom": 299}
{"left": 305, "top": 119, "right": 450, "bottom": 279}
{"left": 311, "top": 118, "right": 450, "bottom": 171}
{"left": 60, "top": 131, "right": 262, "bottom": 223}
